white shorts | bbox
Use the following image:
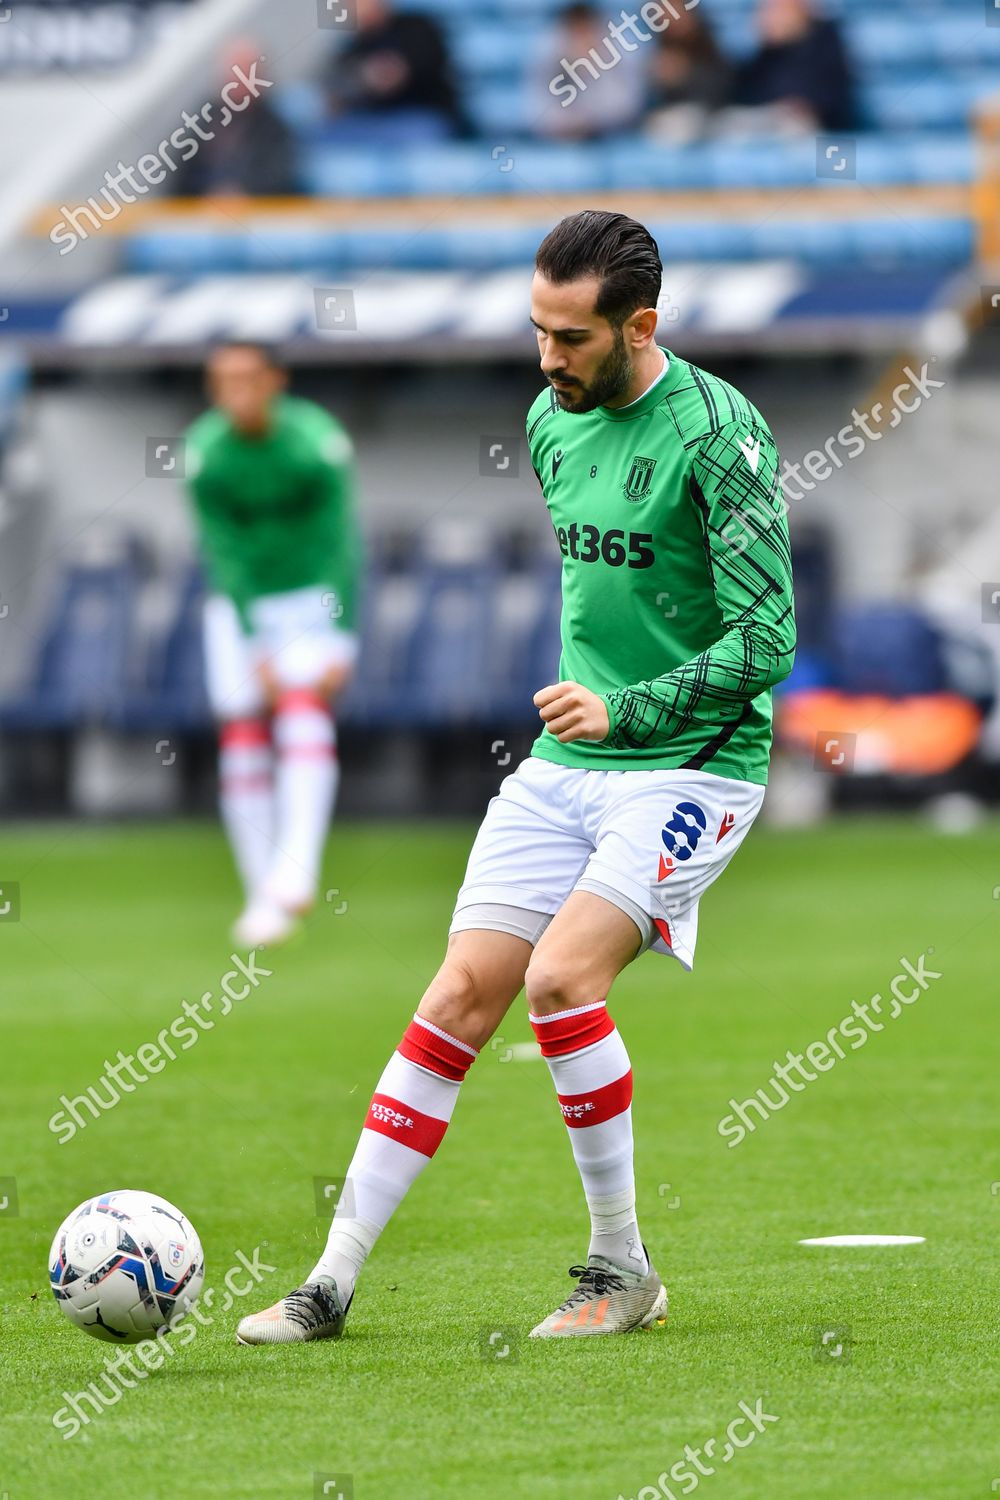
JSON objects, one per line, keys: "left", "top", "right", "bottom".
{"left": 450, "top": 757, "right": 766, "bottom": 970}
{"left": 203, "top": 587, "right": 359, "bottom": 719}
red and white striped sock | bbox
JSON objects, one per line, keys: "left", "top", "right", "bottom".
{"left": 218, "top": 717, "right": 274, "bottom": 899}
{"left": 530, "top": 1000, "right": 647, "bottom": 1275}
{"left": 264, "top": 688, "right": 339, "bottom": 911}
{"left": 309, "top": 1015, "right": 477, "bottom": 1301}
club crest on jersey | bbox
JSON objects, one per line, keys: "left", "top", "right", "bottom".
{"left": 622, "top": 454, "right": 657, "bottom": 502}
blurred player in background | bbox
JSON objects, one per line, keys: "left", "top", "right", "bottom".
{"left": 236, "top": 212, "right": 795, "bottom": 1347}
{"left": 184, "top": 342, "right": 362, "bottom": 947}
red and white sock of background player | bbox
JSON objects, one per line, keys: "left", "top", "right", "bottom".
{"left": 262, "top": 688, "right": 339, "bottom": 913}
{"left": 218, "top": 717, "right": 274, "bottom": 900}
{"left": 529, "top": 1000, "right": 647, "bottom": 1274}
{"left": 308, "top": 1015, "right": 477, "bottom": 1303}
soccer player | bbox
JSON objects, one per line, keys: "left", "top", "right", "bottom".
{"left": 236, "top": 211, "right": 795, "bottom": 1344}
{"left": 185, "top": 341, "right": 362, "bottom": 947}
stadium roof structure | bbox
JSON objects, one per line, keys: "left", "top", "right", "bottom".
{"left": 0, "top": 259, "right": 977, "bottom": 367}
{"left": 9, "top": 144, "right": 998, "bottom": 365}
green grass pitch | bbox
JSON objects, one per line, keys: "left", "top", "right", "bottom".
{"left": 2, "top": 815, "right": 998, "bottom": 1498}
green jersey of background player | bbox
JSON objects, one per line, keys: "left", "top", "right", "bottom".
{"left": 186, "top": 364, "right": 360, "bottom": 639}
{"left": 235, "top": 211, "right": 796, "bottom": 1349}
{"left": 184, "top": 343, "right": 362, "bottom": 950}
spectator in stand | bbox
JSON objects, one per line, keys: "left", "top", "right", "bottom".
{"left": 325, "top": 0, "right": 464, "bottom": 145}
{"left": 533, "top": 3, "right": 647, "bottom": 142}
{"left": 643, "top": 7, "right": 731, "bottom": 144}
{"left": 174, "top": 41, "right": 299, "bottom": 198}
{"left": 721, "top": 0, "right": 854, "bottom": 136}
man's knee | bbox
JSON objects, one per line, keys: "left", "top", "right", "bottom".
{"left": 417, "top": 955, "right": 496, "bottom": 1049}
{"left": 524, "top": 952, "right": 603, "bottom": 1017}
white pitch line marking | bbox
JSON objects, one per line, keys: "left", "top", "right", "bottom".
{"left": 799, "top": 1235, "right": 925, "bottom": 1247}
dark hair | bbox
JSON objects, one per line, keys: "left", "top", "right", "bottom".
{"left": 535, "top": 210, "right": 662, "bottom": 326}
{"left": 208, "top": 339, "right": 286, "bottom": 371}
{"left": 656, "top": 9, "right": 724, "bottom": 64}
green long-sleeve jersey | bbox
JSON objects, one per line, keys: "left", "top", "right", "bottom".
{"left": 184, "top": 395, "right": 362, "bottom": 631}
{"left": 526, "top": 349, "right": 795, "bottom": 784}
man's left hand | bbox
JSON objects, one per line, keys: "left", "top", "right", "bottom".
{"left": 533, "top": 681, "right": 610, "bottom": 744}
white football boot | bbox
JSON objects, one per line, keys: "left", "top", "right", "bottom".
{"left": 236, "top": 1278, "right": 349, "bottom": 1345}
{"left": 232, "top": 897, "right": 298, "bottom": 950}
{"left": 530, "top": 1252, "right": 667, "bottom": 1338}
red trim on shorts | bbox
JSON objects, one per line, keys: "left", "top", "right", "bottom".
{"left": 653, "top": 918, "right": 673, "bottom": 949}
{"left": 398, "top": 1020, "right": 476, "bottom": 1082}
{"left": 364, "top": 1092, "right": 449, "bottom": 1157}
{"left": 557, "top": 1069, "right": 633, "bottom": 1128}
{"left": 529, "top": 1003, "right": 615, "bottom": 1058}
{"left": 219, "top": 718, "right": 270, "bottom": 749}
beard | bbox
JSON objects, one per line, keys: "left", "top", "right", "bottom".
{"left": 549, "top": 328, "right": 633, "bottom": 414}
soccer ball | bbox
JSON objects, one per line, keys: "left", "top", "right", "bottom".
{"left": 49, "top": 1189, "right": 205, "bottom": 1343}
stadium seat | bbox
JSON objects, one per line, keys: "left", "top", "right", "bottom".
{"left": 521, "top": 564, "right": 564, "bottom": 714}
{"left": 787, "top": 526, "right": 836, "bottom": 664}
{"left": 2, "top": 538, "right": 982, "bottom": 754}
{"left": 125, "top": 186, "right": 974, "bottom": 276}
{"left": 451, "top": 20, "right": 544, "bottom": 80}
{"left": 481, "top": 559, "right": 562, "bottom": 721}
{"left": 337, "top": 558, "right": 426, "bottom": 729}
{"left": 832, "top": 605, "right": 947, "bottom": 697}
{"left": 0, "top": 559, "right": 137, "bottom": 731}
{"left": 852, "top": 14, "right": 1000, "bottom": 70}
{"left": 398, "top": 526, "right": 506, "bottom": 727}
{"left": 402, "top": 565, "right": 498, "bottom": 725}
{"left": 116, "top": 564, "right": 211, "bottom": 733}
{"left": 863, "top": 74, "right": 1000, "bottom": 131}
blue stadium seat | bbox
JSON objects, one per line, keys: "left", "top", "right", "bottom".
{"left": 521, "top": 565, "right": 564, "bottom": 716}
{"left": 300, "top": 143, "right": 410, "bottom": 197}
{"left": 117, "top": 565, "right": 211, "bottom": 732}
{"left": 496, "top": 142, "right": 616, "bottom": 193}
{"left": 338, "top": 559, "right": 425, "bottom": 728}
{"left": 467, "top": 80, "right": 530, "bottom": 137}
{"left": 400, "top": 556, "right": 502, "bottom": 726}
{"left": 857, "top": 12, "right": 1000, "bottom": 69}
{"left": 272, "top": 80, "right": 329, "bottom": 134}
{"left": 832, "top": 605, "right": 947, "bottom": 697}
{"left": 777, "top": 648, "right": 834, "bottom": 696}
{"left": 124, "top": 202, "right": 973, "bottom": 276}
{"left": 856, "top": 133, "right": 974, "bottom": 185}
{"left": 787, "top": 528, "right": 835, "bottom": 662}
{"left": 481, "top": 559, "right": 562, "bottom": 720}
{"left": 0, "top": 560, "right": 137, "bottom": 730}
{"left": 397, "top": 143, "right": 508, "bottom": 197}
{"left": 127, "top": 230, "right": 244, "bottom": 273}
{"left": 292, "top": 125, "right": 977, "bottom": 206}
{"left": 863, "top": 74, "right": 998, "bottom": 131}
{"left": 452, "top": 20, "right": 544, "bottom": 79}
{"left": 2, "top": 553, "right": 966, "bottom": 743}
